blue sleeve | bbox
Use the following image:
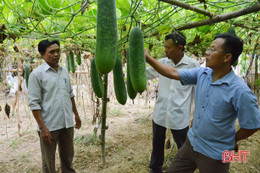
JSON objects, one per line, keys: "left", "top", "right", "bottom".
{"left": 178, "top": 67, "right": 202, "bottom": 85}
{"left": 236, "top": 90, "right": 260, "bottom": 129}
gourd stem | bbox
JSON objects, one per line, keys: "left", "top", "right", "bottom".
{"left": 100, "top": 74, "right": 108, "bottom": 166}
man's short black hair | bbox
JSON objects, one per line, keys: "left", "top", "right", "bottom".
{"left": 214, "top": 33, "right": 243, "bottom": 65}
{"left": 38, "top": 39, "right": 60, "bottom": 54}
{"left": 165, "top": 31, "right": 186, "bottom": 51}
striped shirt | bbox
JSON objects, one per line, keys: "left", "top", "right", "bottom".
{"left": 28, "top": 62, "right": 75, "bottom": 131}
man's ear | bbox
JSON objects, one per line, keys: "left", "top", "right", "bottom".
{"left": 224, "top": 53, "right": 232, "bottom": 63}
{"left": 40, "top": 52, "right": 45, "bottom": 57}
{"left": 178, "top": 45, "right": 183, "bottom": 51}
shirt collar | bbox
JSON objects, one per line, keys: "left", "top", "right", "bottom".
{"left": 203, "top": 68, "right": 235, "bottom": 86}
{"left": 214, "top": 69, "right": 235, "bottom": 85}
{"left": 42, "top": 62, "right": 62, "bottom": 72}
{"left": 168, "top": 53, "right": 190, "bottom": 66}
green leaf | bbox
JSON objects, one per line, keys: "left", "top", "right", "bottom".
{"left": 116, "top": 0, "right": 130, "bottom": 17}
{"left": 227, "top": 26, "right": 236, "bottom": 36}
{"left": 0, "top": 3, "right": 3, "bottom": 13}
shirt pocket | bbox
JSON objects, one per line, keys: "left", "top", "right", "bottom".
{"left": 60, "top": 77, "right": 71, "bottom": 97}
{"left": 209, "top": 99, "right": 234, "bottom": 119}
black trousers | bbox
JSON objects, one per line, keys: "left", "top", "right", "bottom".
{"left": 149, "top": 121, "right": 189, "bottom": 173}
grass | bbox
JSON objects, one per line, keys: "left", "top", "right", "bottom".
{"left": 111, "top": 107, "right": 121, "bottom": 116}
{"left": 9, "top": 139, "right": 19, "bottom": 150}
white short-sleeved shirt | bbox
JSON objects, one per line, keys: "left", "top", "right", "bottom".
{"left": 28, "top": 62, "right": 75, "bottom": 131}
{"left": 146, "top": 54, "right": 200, "bottom": 129}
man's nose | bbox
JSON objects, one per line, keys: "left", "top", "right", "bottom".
{"left": 54, "top": 51, "right": 60, "bottom": 56}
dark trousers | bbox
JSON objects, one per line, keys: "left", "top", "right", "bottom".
{"left": 168, "top": 137, "right": 230, "bottom": 173}
{"left": 38, "top": 128, "right": 75, "bottom": 173}
{"left": 149, "top": 121, "right": 189, "bottom": 173}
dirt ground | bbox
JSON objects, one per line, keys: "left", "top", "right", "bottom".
{"left": 0, "top": 91, "right": 260, "bottom": 173}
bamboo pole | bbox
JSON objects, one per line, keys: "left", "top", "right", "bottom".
{"left": 174, "top": 3, "right": 260, "bottom": 31}
{"left": 233, "top": 23, "right": 259, "bottom": 32}
{"left": 254, "top": 54, "right": 259, "bottom": 100}
{"left": 142, "top": 2, "right": 259, "bottom": 38}
{"left": 3, "top": 84, "right": 9, "bottom": 139}
{"left": 161, "top": 0, "right": 260, "bottom": 31}
{"left": 160, "top": 0, "right": 215, "bottom": 17}
{"left": 2, "top": 69, "right": 23, "bottom": 72}
{"left": 245, "top": 36, "right": 260, "bottom": 84}
{"left": 76, "top": 72, "right": 79, "bottom": 104}
{"left": 12, "top": 53, "right": 23, "bottom": 137}
{"left": 100, "top": 74, "right": 108, "bottom": 166}
{"left": 81, "top": 66, "right": 87, "bottom": 120}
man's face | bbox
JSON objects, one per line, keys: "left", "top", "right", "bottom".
{"left": 205, "top": 38, "right": 227, "bottom": 69}
{"left": 164, "top": 39, "right": 182, "bottom": 60}
{"left": 41, "top": 44, "right": 60, "bottom": 67}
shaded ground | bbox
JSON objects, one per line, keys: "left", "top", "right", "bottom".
{"left": 0, "top": 94, "right": 259, "bottom": 173}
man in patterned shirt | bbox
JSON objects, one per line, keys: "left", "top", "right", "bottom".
{"left": 28, "top": 40, "right": 81, "bottom": 173}
{"left": 146, "top": 32, "right": 199, "bottom": 173}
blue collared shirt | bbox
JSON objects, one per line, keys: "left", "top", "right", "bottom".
{"left": 179, "top": 67, "right": 260, "bottom": 160}
{"left": 28, "top": 62, "right": 75, "bottom": 131}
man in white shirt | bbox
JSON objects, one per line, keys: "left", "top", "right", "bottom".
{"left": 146, "top": 32, "right": 199, "bottom": 173}
{"left": 28, "top": 40, "right": 81, "bottom": 173}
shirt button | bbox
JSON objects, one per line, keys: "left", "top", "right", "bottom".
{"left": 202, "top": 106, "right": 205, "bottom": 108}
{"left": 207, "top": 95, "right": 209, "bottom": 97}
{"left": 198, "top": 117, "right": 200, "bottom": 119}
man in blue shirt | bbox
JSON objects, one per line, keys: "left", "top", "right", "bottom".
{"left": 145, "top": 33, "right": 260, "bottom": 173}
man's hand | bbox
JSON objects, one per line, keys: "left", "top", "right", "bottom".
{"left": 32, "top": 110, "right": 52, "bottom": 144}
{"left": 71, "top": 97, "right": 81, "bottom": 129}
{"left": 75, "top": 115, "right": 81, "bottom": 129}
{"left": 143, "top": 48, "right": 180, "bottom": 80}
{"left": 144, "top": 48, "right": 151, "bottom": 60}
{"left": 234, "top": 142, "right": 238, "bottom": 152}
{"left": 234, "top": 128, "right": 259, "bottom": 152}
{"left": 40, "top": 127, "right": 52, "bottom": 144}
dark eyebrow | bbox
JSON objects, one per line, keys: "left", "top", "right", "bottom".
{"left": 50, "top": 48, "right": 60, "bottom": 51}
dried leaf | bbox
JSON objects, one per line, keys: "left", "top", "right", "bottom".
{"left": 204, "top": 4, "right": 207, "bottom": 10}
{"left": 149, "top": 44, "right": 153, "bottom": 51}
{"left": 81, "top": 1, "right": 90, "bottom": 15}
{"left": 82, "top": 51, "right": 91, "bottom": 59}
{"left": 5, "top": 103, "right": 10, "bottom": 118}
{"left": 165, "top": 139, "right": 171, "bottom": 149}
{"left": 18, "top": 121, "right": 22, "bottom": 137}
{"left": 13, "top": 45, "right": 19, "bottom": 52}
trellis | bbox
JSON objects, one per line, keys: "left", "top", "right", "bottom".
{"left": 0, "top": 0, "right": 259, "bottom": 123}
{"left": 0, "top": 0, "right": 259, "bottom": 136}
{"left": 0, "top": 0, "right": 259, "bottom": 165}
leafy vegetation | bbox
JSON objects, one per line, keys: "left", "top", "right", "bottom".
{"left": 0, "top": 0, "right": 259, "bottom": 58}
{"left": 0, "top": 0, "right": 259, "bottom": 166}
